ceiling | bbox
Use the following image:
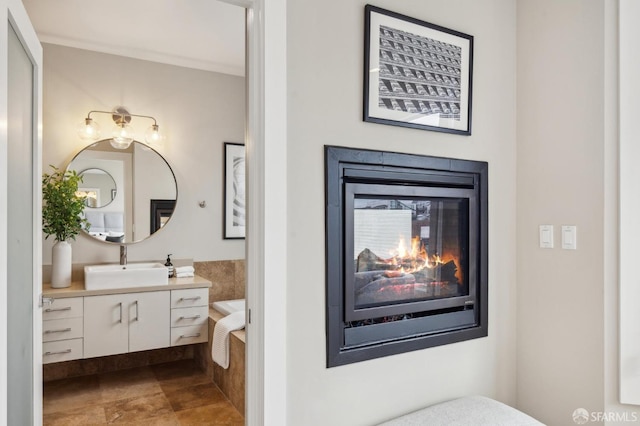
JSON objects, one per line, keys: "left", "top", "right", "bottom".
{"left": 21, "top": 0, "right": 246, "bottom": 76}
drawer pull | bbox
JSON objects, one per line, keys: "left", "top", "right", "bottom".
{"left": 133, "top": 300, "right": 139, "bottom": 322}
{"left": 44, "top": 328, "right": 72, "bottom": 334}
{"left": 44, "top": 349, "right": 72, "bottom": 356}
{"left": 179, "top": 333, "right": 201, "bottom": 339}
{"left": 178, "top": 315, "right": 201, "bottom": 320}
{"left": 44, "top": 307, "right": 72, "bottom": 313}
{"left": 179, "top": 296, "right": 201, "bottom": 302}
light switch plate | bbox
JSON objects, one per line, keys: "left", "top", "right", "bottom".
{"left": 562, "top": 225, "right": 577, "bottom": 250}
{"left": 539, "top": 225, "right": 554, "bottom": 249}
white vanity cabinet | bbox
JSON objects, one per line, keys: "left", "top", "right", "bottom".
{"left": 42, "top": 297, "right": 84, "bottom": 364}
{"left": 42, "top": 277, "right": 211, "bottom": 364}
{"left": 83, "top": 291, "right": 170, "bottom": 358}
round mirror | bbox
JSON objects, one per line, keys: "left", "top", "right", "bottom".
{"left": 76, "top": 168, "right": 117, "bottom": 208}
{"left": 67, "top": 139, "right": 177, "bottom": 244}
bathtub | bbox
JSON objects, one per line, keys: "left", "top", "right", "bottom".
{"left": 211, "top": 298, "right": 245, "bottom": 316}
{"left": 202, "top": 298, "right": 246, "bottom": 413}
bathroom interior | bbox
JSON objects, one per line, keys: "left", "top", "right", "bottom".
{"left": 22, "top": 1, "right": 249, "bottom": 424}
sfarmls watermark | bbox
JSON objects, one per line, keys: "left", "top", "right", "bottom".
{"left": 573, "top": 408, "right": 638, "bottom": 424}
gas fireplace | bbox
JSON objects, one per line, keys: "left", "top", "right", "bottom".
{"left": 325, "top": 146, "right": 488, "bottom": 366}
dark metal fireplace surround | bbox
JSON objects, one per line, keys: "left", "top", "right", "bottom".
{"left": 325, "top": 146, "right": 488, "bottom": 367}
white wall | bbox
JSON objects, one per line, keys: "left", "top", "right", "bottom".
{"left": 611, "top": 0, "right": 640, "bottom": 423}
{"left": 41, "top": 44, "right": 245, "bottom": 264}
{"left": 286, "top": 1, "right": 517, "bottom": 424}
{"left": 516, "top": 1, "right": 609, "bottom": 424}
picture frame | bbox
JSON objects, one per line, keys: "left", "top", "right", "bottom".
{"left": 150, "top": 199, "right": 176, "bottom": 234}
{"left": 224, "top": 142, "right": 246, "bottom": 239}
{"left": 363, "top": 5, "right": 474, "bottom": 135}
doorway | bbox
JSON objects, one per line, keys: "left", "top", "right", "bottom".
{"left": 4, "top": 0, "right": 288, "bottom": 423}
{"left": 22, "top": 0, "right": 252, "bottom": 422}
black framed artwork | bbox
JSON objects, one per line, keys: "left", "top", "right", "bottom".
{"left": 363, "top": 5, "right": 474, "bottom": 135}
{"left": 224, "top": 142, "right": 246, "bottom": 239}
{"left": 150, "top": 199, "right": 175, "bottom": 234}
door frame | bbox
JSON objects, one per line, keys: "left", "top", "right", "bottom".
{"left": 0, "top": 0, "right": 43, "bottom": 422}
{"left": 216, "top": 0, "right": 289, "bottom": 424}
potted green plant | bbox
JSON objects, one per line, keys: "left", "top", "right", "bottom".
{"left": 42, "top": 165, "right": 88, "bottom": 288}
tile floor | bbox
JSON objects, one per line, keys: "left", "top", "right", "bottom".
{"left": 43, "top": 359, "right": 244, "bottom": 425}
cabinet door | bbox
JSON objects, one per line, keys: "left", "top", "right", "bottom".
{"left": 128, "top": 291, "right": 170, "bottom": 352}
{"left": 84, "top": 294, "right": 129, "bottom": 358}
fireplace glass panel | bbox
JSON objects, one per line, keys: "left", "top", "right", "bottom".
{"left": 353, "top": 196, "right": 468, "bottom": 310}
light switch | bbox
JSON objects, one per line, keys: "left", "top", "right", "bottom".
{"left": 562, "top": 225, "right": 577, "bottom": 250}
{"left": 539, "top": 225, "right": 554, "bottom": 248}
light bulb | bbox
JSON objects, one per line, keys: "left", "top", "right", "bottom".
{"left": 77, "top": 118, "right": 101, "bottom": 140}
{"left": 144, "top": 124, "right": 163, "bottom": 145}
{"left": 110, "top": 123, "right": 135, "bottom": 149}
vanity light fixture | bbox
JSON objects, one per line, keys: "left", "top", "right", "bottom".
{"left": 77, "top": 106, "right": 164, "bottom": 149}
{"left": 144, "top": 123, "right": 163, "bottom": 145}
{"left": 77, "top": 117, "right": 101, "bottom": 141}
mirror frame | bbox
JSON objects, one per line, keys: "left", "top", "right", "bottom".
{"left": 67, "top": 139, "right": 178, "bottom": 245}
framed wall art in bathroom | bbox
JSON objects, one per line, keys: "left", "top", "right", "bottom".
{"left": 224, "top": 142, "right": 246, "bottom": 239}
{"left": 363, "top": 4, "right": 474, "bottom": 135}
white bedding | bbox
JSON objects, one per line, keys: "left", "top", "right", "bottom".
{"left": 377, "top": 396, "right": 544, "bottom": 426}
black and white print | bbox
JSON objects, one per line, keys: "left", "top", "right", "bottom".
{"left": 378, "top": 25, "right": 462, "bottom": 119}
{"left": 224, "top": 142, "right": 245, "bottom": 239}
{"left": 364, "top": 5, "right": 473, "bottom": 135}
{"left": 231, "top": 152, "right": 245, "bottom": 227}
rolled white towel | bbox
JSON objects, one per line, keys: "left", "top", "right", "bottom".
{"left": 175, "top": 266, "right": 195, "bottom": 274}
{"left": 175, "top": 272, "right": 194, "bottom": 278}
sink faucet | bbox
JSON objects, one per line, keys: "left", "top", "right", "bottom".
{"left": 120, "top": 245, "right": 127, "bottom": 265}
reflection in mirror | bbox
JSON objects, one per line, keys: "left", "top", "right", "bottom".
{"left": 67, "top": 139, "right": 177, "bottom": 244}
{"left": 76, "top": 168, "right": 116, "bottom": 208}
{"left": 150, "top": 199, "right": 177, "bottom": 234}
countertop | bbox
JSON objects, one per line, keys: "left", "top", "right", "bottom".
{"left": 43, "top": 275, "right": 212, "bottom": 298}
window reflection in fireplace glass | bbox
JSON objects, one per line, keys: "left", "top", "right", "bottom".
{"left": 353, "top": 197, "right": 469, "bottom": 310}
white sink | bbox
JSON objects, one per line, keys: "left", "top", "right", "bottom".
{"left": 84, "top": 263, "right": 168, "bottom": 290}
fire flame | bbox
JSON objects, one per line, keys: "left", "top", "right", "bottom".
{"left": 388, "top": 236, "right": 462, "bottom": 282}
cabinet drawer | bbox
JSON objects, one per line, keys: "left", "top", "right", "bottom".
{"left": 43, "top": 338, "right": 83, "bottom": 364}
{"left": 171, "top": 306, "right": 208, "bottom": 327}
{"left": 171, "top": 288, "right": 208, "bottom": 308}
{"left": 170, "top": 324, "right": 208, "bottom": 346}
{"left": 43, "top": 317, "right": 83, "bottom": 342}
{"left": 43, "top": 297, "right": 83, "bottom": 320}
